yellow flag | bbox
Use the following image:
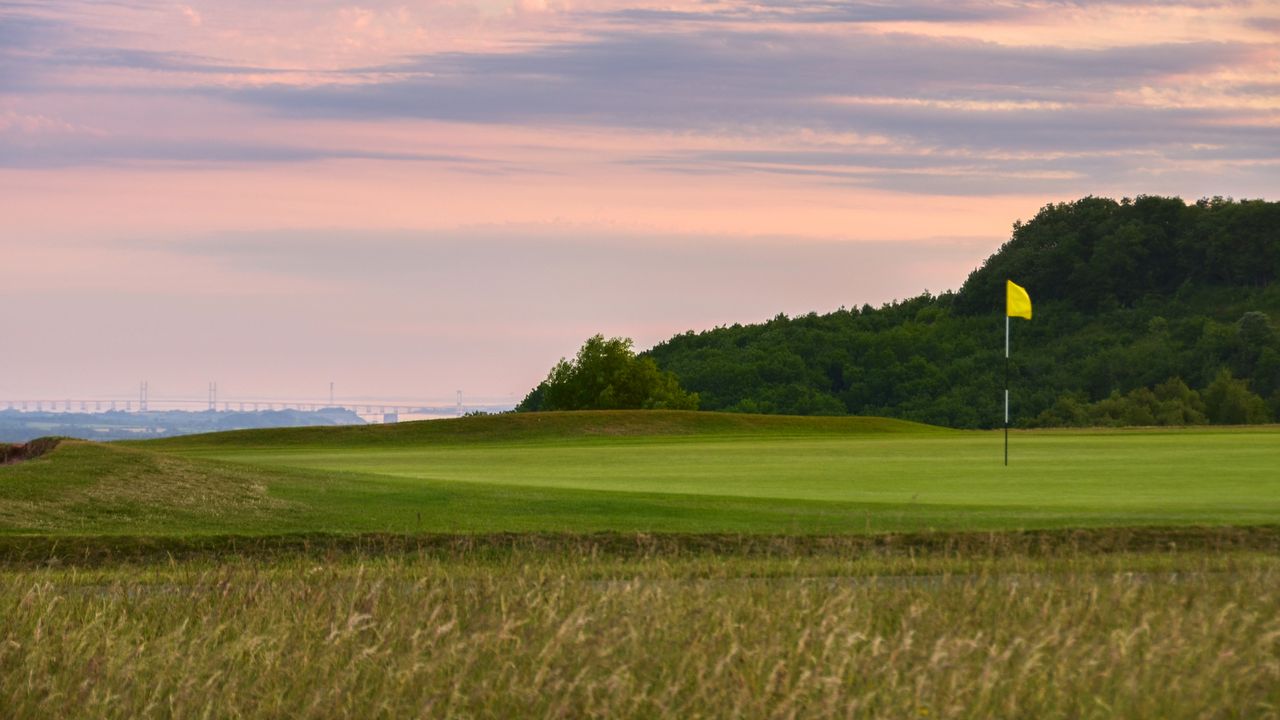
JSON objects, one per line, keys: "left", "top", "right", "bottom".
{"left": 1006, "top": 280, "right": 1032, "bottom": 319}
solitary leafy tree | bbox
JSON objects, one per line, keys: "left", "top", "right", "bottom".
{"left": 518, "top": 335, "right": 699, "bottom": 412}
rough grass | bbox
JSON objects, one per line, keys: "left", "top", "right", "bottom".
{"left": 2, "top": 547, "right": 1277, "bottom": 719}
{"left": 0, "top": 441, "right": 298, "bottom": 534}
{"left": 2, "top": 526, "right": 1277, "bottom": 569}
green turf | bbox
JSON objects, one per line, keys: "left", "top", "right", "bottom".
{"left": 3, "top": 411, "right": 1279, "bottom": 536}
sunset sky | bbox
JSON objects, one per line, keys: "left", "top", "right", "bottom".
{"left": 2, "top": 0, "right": 1278, "bottom": 406}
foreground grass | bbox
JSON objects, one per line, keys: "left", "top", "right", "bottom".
{"left": 3, "top": 545, "right": 1278, "bottom": 719}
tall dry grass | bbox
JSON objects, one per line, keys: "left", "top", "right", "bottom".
{"left": 2, "top": 550, "right": 1277, "bottom": 719}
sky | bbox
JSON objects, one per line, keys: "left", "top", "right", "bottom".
{"left": 2, "top": 0, "right": 1278, "bottom": 406}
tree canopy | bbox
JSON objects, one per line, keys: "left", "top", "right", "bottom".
{"left": 518, "top": 335, "right": 699, "bottom": 412}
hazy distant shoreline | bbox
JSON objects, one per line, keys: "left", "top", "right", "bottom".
{"left": 0, "top": 408, "right": 373, "bottom": 443}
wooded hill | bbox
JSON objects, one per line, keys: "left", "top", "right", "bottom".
{"left": 645, "top": 196, "right": 1280, "bottom": 428}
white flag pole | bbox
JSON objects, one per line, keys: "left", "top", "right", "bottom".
{"left": 1004, "top": 314, "right": 1010, "bottom": 466}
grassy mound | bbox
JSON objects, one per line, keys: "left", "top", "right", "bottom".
{"left": 0, "top": 440, "right": 297, "bottom": 535}
{"left": 136, "top": 410, "right": 946, "bottom": 451}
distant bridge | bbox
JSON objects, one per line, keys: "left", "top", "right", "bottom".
{"left": 0, "top": 398, "right": 513, "bottom": 419}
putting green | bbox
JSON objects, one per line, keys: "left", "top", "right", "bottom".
{"left": 193, "top": 431, "right": 1277, "bottom": 512}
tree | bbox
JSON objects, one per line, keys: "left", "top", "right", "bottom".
{"left": 1202, "top": 369, "right": 1270, "bottom": 425}
{"left": 518, "top": 335, "right": 699, "bottom": 412}
{"left": 1151, "top": 377, "right": 1207, "bottom": 425}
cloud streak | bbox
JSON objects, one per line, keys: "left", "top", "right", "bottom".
{"left": 234, "top": 33, "right": 1256, "bottom": 124}
{"left": 6, "top": 0, "right": 1272, "bottom": 184}
{"left": 0, "top": 132, "right": 487, "bottom": 169}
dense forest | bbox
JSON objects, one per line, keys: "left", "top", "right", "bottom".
{"left": 644, "top": 196, "right": 1280, "bottom": 428}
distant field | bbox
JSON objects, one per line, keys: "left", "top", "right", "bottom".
{"left": 1, "top": 411, "right": 1277, "bottom": 536}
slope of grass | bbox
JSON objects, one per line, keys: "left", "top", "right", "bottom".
{"left": 136, "top": 410, "right": 946, "bottom": 451}
{"left": 0, "top": 441, "right": 301, "bottom": 535}
{"left": 153, "top": 416, "right": 1280, "bottom": 535}
{"left": 5, "top": 412, "right": 1279, "bottom": 537}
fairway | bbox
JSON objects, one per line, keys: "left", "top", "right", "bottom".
{"left": 3, "top": 411, "right": 1278, "bottom": 536}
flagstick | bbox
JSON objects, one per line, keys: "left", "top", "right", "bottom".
{"left": 1004, "top": 314, "right": 1010, "bottom": 467}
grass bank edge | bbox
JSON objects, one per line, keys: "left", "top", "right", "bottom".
{"left": 2, "top": 525, "right": 1277, "bottom": 568}
{"left": 124, "top": 410, "right": 952, "bottom": 452}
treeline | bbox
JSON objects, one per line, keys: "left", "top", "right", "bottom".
{"left": 644, "top": 196, "right": 1280, "bottom": 428}
{"left": 1027, "top": 371, "right": 1269, "bottom": 428}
